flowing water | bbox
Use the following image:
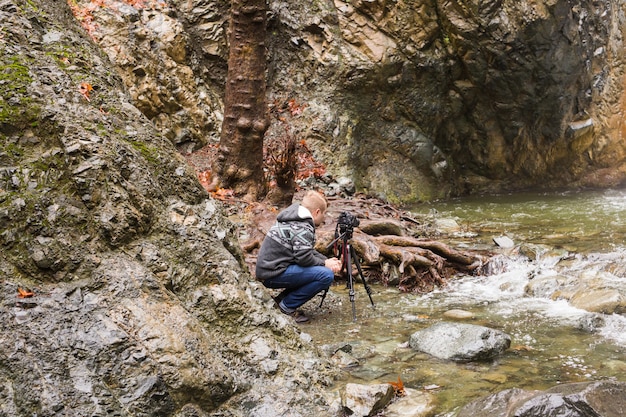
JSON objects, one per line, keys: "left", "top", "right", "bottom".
{"left": 305, "top": 188, "right": 626, "bottom": 416}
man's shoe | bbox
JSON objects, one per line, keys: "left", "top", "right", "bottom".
{"left": 278, "top": 303, "right": 310, "bottom": 323}
{"left": 291, "top": 310, "right": 310, "bottom": 323}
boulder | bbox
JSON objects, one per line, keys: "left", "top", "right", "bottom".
{"left": 457, "top": 380, "right": 626, "bottom": 417}
{"left": 384, "top": 388, "right": 436, "bottom": 417}
{"left": 342, "top": 383, "right": 395, "bottom": 417}
{"left": 408, "top": 322, "right": 511, "bottom": 362}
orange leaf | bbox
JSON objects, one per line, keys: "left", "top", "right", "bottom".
{"left": 389, "top": 376, "right": 406, "bottom": 397}
{"left": 211, "top": 187, "right": 235, "bottom": 201}
{"left": 197, "top": 170, "right": 213, "bottom": 192}
{"left": 511, "top": 345, "right": 534, "bottom": 352}
{"left": 79, "top": 82, "right": 93, "bottom": 101}
{"left": 17, "top": 287, "right": 34, "bottom": 298}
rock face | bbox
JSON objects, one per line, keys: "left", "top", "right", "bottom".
{"left": 0, "top": 0, "right": 336, "bottom": 415}
{"left": 73, "top": 0, "right": 626, "bottom": 202}
{"left": 408, "top": 322, "right": 511, "bottom": 362}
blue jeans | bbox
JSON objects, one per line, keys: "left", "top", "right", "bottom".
{"left": 262, "top": 264, "right": 334, "bottom": 310}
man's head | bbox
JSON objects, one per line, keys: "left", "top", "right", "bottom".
{"left": 301, "top": 190, "right": 328, "bottom": 227}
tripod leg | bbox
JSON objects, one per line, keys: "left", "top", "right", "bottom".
{"left": 350, "top": 246, "right": 375, "bottom": 308}
{"left": 320, "top": 240, "right": 346, "bottom": 310}
{"left": 318, "top": 289, "right": 328, "bottom": 308}
{"left": 345, "top": 245, "right": 357, "bottom": 322}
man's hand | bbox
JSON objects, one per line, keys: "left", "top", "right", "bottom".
{"left": 325, "top": 257, "right": 342, "bottom": 274}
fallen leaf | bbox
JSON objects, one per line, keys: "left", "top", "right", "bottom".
{"left": 511, "top": 345, "right": 534, "bottom": 352}
{"left": 389, "top": 376, "right": 406, "bottom": 397}
{"left": 17, "top": 287, "right": 34, "bottom": 298}
{"left": 79, "top": 82, "right": 93, "bottom": 101}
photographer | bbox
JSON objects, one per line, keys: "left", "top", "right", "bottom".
{"left": 256, "top": 190, "right": 342, "bottom": 323}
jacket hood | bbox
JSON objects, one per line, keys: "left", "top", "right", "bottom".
{"left": 276, "top": 203, "right": 314, "bottom": 225}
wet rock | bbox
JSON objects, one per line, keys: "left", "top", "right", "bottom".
{"left": 443, "top": 309, "right": 475, "bottom": 320}
{"left": 434, "top": 218, "right": 461, "bottom": 234}
{"left": 493, "top": 236, "right": 515, "bottom": 248}
{"left": 456, "top": 387, "right": 539, "bottom": 417}
{"left": 525, "top": 275, "right": 570, "bottom": 298}
{"left": 320, "top": 342, "right": 354, "bottom": 357}
{"left": 577, "top": 313, "right": 605, "bottom": 333}
{"left": 528, "top": 266, "right": 626, "bottom": 315}
{"left": 518, "top": 243, "right": 551, "bottom": 261}
{"left": 409, "top": 322, "right": 511, "bottom": 362}
{"left": 457, "top": 380, "right": 626, "bottom": 417}
{"left": 331, "top": 349, "right": 360, "bottom": 368}
{"left": 342, "top": 382, "right": 394, "bottom": 417}
{"left": 384, "top": 388, "right": 435, "bottom": 417}
{"left": 569, "top": 287, "right": 626, "bottom": 314}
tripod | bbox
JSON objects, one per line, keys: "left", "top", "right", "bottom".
{"left": 319, "top": 229, "right": 375, "bottom": 321}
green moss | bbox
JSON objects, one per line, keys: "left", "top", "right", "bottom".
{"left": 23, "top": 0, "right": 41, "bottom": 13}
{"left": 0, "top": 55, "right": 39, "bottom": 126}
{"left": 46, "top": 48, "right": 76, "bottom": 70}
{"left": 2, "top": 142, "right": 23, "bottom": 159}
{"left": 127, "top": 139, "right": 162, "bottom": 166}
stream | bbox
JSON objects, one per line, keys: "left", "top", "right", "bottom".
{"left": 305, "top": 188, "right": 626, "bottom": 416}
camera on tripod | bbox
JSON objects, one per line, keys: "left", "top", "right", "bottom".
{"left": 336, "top": 211, "right": 360, "bottom": 238}
{"left": 322, "top": 210, "right": 374, "bottom": 321}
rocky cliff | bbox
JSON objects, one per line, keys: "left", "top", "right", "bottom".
{"left": 0, "top": 0, "right": 336, "bottom": 415}
{"left": 76, "top": 0, "right": 626, "bottom": 203}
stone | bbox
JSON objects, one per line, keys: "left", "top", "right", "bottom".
{"left": 457, "top": 381, "right": 626, "bottom": 417}
{"left": 342, "top": 383, "right": 395, "bottom": 417}
{"left": 443, "top": 309, "right": 475, "bottom": 319}
{"left": 384, "top": 388, "right": 436, "bottom": 417}
{"left": 331, "top": 349, "right": 360, "bottom": 368}
{"left": 408, "top": 322, "right": 511, "bottom": 362}
{"left": 434, "top": 218, "right": 461, "bottom": 234}
{"left": 493, "top": 236, "right": 515, "bottom": 248}
{"left": 569, "top": 288, "right": 626, "bottom": 314}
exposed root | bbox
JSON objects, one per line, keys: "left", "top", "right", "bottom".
{"left": 241, "top": 194, "right": 493, "bottom": 293}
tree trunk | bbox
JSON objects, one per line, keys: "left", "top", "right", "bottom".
{"left": 212, "top": 0, "right": 269, "bottom": 201}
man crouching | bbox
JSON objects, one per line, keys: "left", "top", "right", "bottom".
{"left": 255, "top": 190, "right": 342, "bottom": 323}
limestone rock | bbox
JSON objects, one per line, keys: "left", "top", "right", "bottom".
{"left": 493, "top": 236, "right": 515, "bottom": 248}
{"left": 443, "top": 309, "right": 475, "bottom": 320}
{"left": 342, "top": 383, "right": 394, "bottom": 417}
{"left": 457, "top": 380, "right": 626, "bottom": 417}
{"left": 0, "top": 0, "right": 337, "bottom": 415}
{"left": 409, "top": 322, "right": 511, "bottom": 362}
{"left": 384, "top": 388, "right": 436, "bottom": 417}
{"left": 71, "top": 0, "right": 626, "bottom": 202}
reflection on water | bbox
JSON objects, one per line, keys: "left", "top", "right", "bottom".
{"left": 305, "top": 189, "right": 626, "bottom": 416}
{"left": 414, "top": 188, "right": 626, "bottom": 253}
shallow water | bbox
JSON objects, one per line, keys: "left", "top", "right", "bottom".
{"left": 420, "top": 188, "right": 626, "bottom": 253}
{"left": 305, "top": 188, "right": 626, "bottom": 416}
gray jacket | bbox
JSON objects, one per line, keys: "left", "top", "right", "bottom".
{"left": 255, "top": 203, "right": 327, "bottom": 280}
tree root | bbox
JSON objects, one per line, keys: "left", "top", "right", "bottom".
{"left": 242, "top": 194, "right": 493, "bottom": 293}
